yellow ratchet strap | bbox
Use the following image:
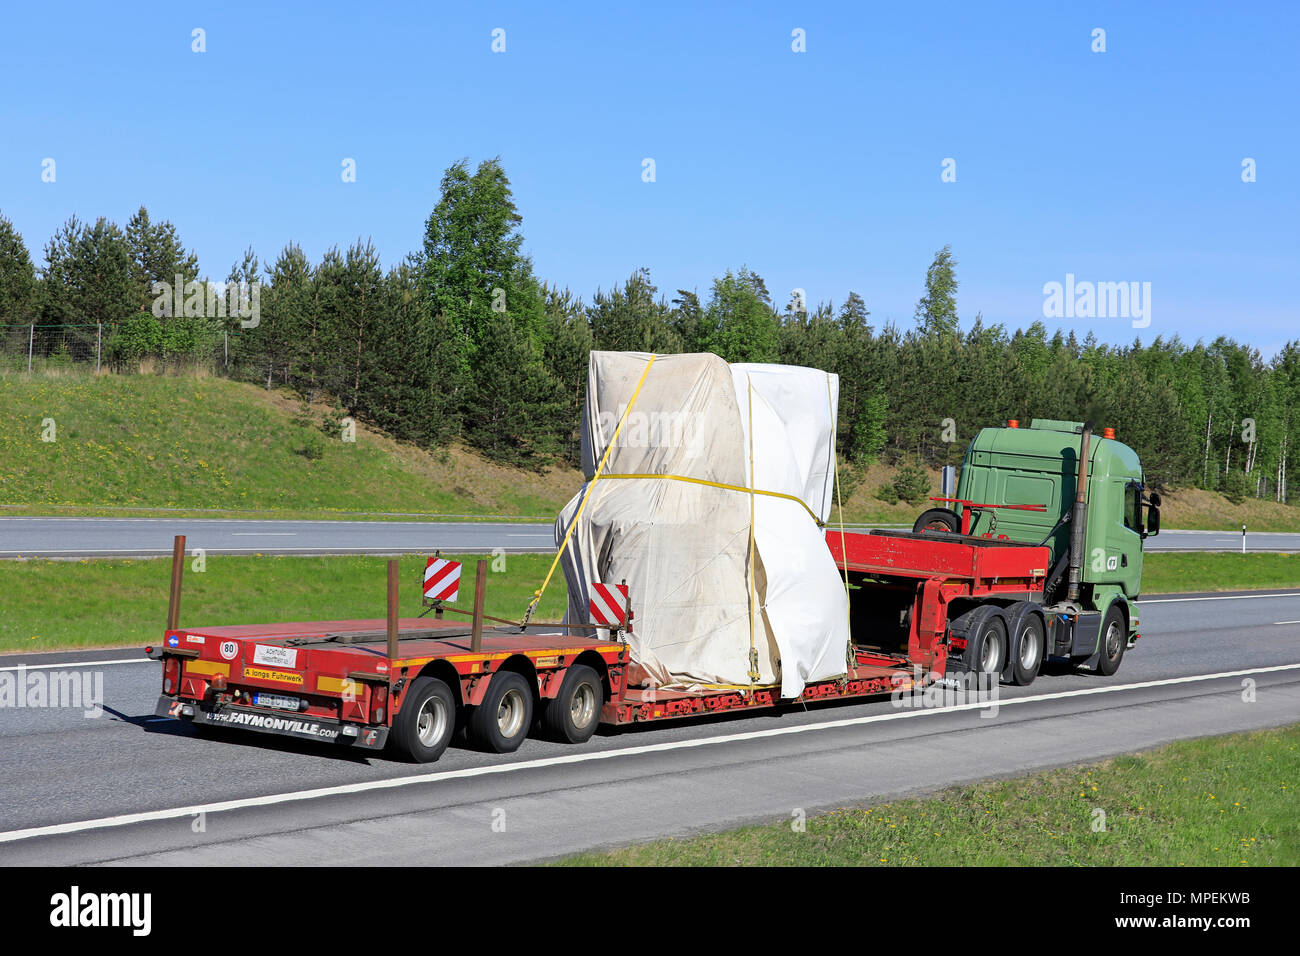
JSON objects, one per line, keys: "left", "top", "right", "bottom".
{"left": 523, "top": 354, "right": 659, "bottom": 624}
{"left": 596, "top": 474, "right": 823, "bottom": 527}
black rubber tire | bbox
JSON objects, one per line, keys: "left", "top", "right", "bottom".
{"left": 966, "top": 614, "right": 1007, "bottom": 677}
{"left": 390, "top": 676, "right": 457, "bottom": 763}
{"left": 541, "top": 664, "right": 604, "bottom": 744}
{"left": 913, "top": 508, "right": 960, "bottom": 535}
{"left": 1096, "top": 605, "right": 1127, "bottom": 676}
{"left": 1009, "top": 614, "right": 1045, "bottom": 686}
{"left": 470, "top": 671, "right": 534, "bottom": 753}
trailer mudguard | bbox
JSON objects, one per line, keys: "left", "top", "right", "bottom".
{"left": 944, "top": 604, "right": 1002, "bottom": 676}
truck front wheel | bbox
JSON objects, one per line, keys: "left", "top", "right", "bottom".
{"left": 471, "top": 671, "right": 534, "bottom": 753}
{"left": 1096, "top": 606, "right": 1126, "bottom": 676}
{"left": 391, "top": 676, "right": 456, "bottom": 763}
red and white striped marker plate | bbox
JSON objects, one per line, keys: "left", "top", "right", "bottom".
{"left": 423, "top": 557, "right": 461, "bottom": 603}
{"left": 589, "top": 583, "right": 629, "bottom": 627}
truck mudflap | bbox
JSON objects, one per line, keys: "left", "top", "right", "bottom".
{"left": 155, "top": 696, "right": 388, "bottom": 750}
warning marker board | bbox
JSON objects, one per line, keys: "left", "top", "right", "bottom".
{"left": 589, "top": 583, "right": 629, "bottom": 627}
{"left": 423, "top": 557, "right": 461, "bottom": 603}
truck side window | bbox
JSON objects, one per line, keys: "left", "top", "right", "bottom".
{"left": 1123, "top": 483, "right": 1141, "bottom": 532}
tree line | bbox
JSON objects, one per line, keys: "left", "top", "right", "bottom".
{"left": 0, "top": 159, "right": 1296, "bottom": 501}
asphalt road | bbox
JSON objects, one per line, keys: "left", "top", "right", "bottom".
{"left": 2, "top": 516, "right": 1297, "bottom": 557}
{"left": 0, "top": 517, "right": 558, "bottom": 557}
{"left": 0, "top": 589, "right": 1297, "bottom": 865}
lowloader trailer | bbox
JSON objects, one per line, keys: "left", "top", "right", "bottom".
{"left": 149, "top": 419, "right": 1158, "bottom": 763}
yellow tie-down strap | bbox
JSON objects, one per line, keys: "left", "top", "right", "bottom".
{"left": 596, "top": 473, "right": 824, "bottom": 528}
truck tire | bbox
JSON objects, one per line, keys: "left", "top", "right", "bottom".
{"left": 470, "top": 671, "right": 534, "bottom": 753}
{"left": 913, "top": 508, "right": 960, "bottom": 535}
{"left": 390, "top": 676, "right": 456, "bottom": 763}
{"left": 1096, "top": 605, "right": 1127, "bottom": 676}
{"left": 1009, "top": 613, "right": 1045, "bottom": 686}
{"left": 542, "top": 664, "right": 604, "bottom": 744}
{"left": 966, "top": 613, "right": 1007, "bottom": 677}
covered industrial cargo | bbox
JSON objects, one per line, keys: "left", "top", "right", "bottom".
{"left": 555, "top": 351, "right": 850, "bottom": 698}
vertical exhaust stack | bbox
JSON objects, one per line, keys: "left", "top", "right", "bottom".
{"left": 1066, "top": 421, "right": 1094, "bottom": 602}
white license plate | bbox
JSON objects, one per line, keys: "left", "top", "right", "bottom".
{"left": 253, "top": 693, "right": 300, "bottom": 711}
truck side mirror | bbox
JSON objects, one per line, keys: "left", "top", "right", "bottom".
{"left": 1145, "top": 502, "right": 1160, "bottom": 537}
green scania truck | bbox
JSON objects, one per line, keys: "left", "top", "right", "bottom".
{"left": 910, "top": 418, "right": 1161, "bottom": 677}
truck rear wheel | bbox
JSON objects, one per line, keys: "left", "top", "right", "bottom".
{"left": 967, "top": 614, "right": 1007, "bottom": 677}
{"left": 391, "top": 676, "right": 456, "bottom": 763}
{"left": 470, "top": 671, "right": 534, "bottom": 753}
{"left": 1096, "top": 606, "right": 1126, "bottom": 676}
{"left": 1010, "top": 615, "right": 1045, "bottom": 686}
{"left": 542, "top": 664, "right": 603, "bottom": 744}
{"left": 913, "top": 508, "right": 959, "bottom": 535}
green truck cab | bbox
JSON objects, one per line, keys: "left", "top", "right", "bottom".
{"left": 918, "top": 419, "right": 1161, "bottom": 674}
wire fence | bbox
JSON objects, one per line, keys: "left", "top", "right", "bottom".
{"left": 1, "top": 323, "right": 237, "bottom": 374}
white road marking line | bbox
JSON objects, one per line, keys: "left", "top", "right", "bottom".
{"left": 230, "top": 533, "right": 297, "bottom": 536}
{"left": 1273, "top": 621, "right": 1300, "bottom": 626}
{"left": 0, "top": 658, "right": 152, "bottom": 673}
{"left": 1142, "top": 592, "right": 1300, "bottom": 603}
{"left": 2, "top": 662, "right": 1297, "bottom": 845}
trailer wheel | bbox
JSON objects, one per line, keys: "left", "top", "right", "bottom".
{"left": 542, "top": 664, "right": 604, "bottom": 744}
{"left": 967, "top": 614, "right": 1007, "bottom": 676}
{"left": 1010, "top": 615, "right": 1044, "bottom": 686}
{"left": 391, "top": 676, "right": 456, "bottom": 763}
{"left": 471, "top": 671, "right": 534, "bottom": 753}
{"left": 913, "top": 508, "right": 959, "bottom": 535}
{"left": 1096, "top": 606, "right": 1126, "bottom": 676}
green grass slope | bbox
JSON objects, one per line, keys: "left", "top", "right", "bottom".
{"left": 557, "top": 725, "right": 1299, "bottom": 866}
{"left": 0, "top": 371, "right": 581, "bottom": 518}
{"left": 2, "top": 370, "right": 1295, "bottom": 530}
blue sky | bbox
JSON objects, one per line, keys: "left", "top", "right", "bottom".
{"left": 2, "top": 1, "right": 1296, "bottom": 354}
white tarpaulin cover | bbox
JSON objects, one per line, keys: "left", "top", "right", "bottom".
{"left": 555, "top": 351, "right": 850, "bottom": 698}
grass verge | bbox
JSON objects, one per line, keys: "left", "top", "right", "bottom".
{"left": 555, "top": 725, "right": 1300, "bottom": 865}
{"left": 0, "top": 553, "right": 569, "bottom": 654}
{"left": 1141, "top": 552, "right": 1300, "bottom": 593}
{"left": 2, "top": 552, "right": 1298, "bottom": 655}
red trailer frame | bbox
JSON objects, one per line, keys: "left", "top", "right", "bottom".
{"left": 149, "top": 529, "right": 1051, "bottom": 758}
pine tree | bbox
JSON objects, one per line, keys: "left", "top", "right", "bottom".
{"left": 41, "top": 216, "right": 136, "bottom": 359}
{"left": 589, "top": 268, "right": 681, "bottom": 353}
{"left": 0, "top": 213, "right": 38, "bottom": 325}
{"left": 125, "top": 206, "right": 199, "bottom": 313}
